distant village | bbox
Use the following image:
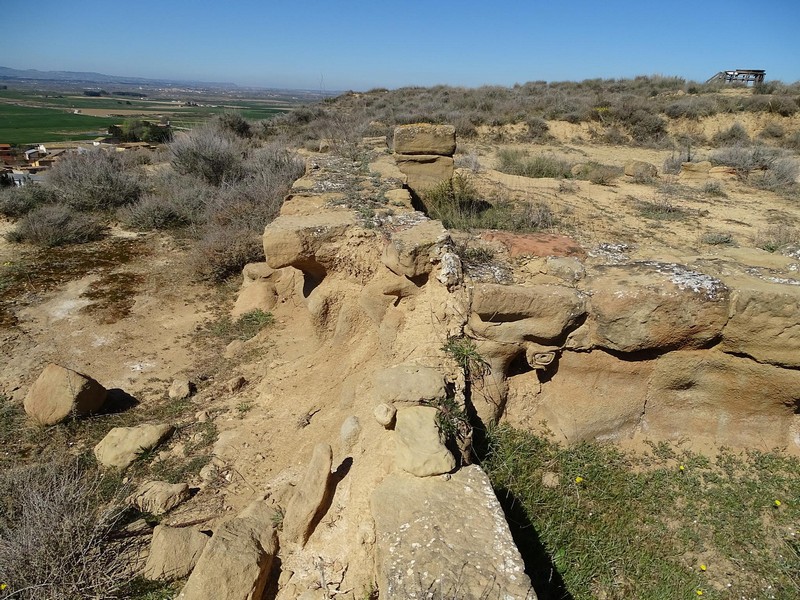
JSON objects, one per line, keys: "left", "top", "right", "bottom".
{"left": 0, "top": 121, "right": 170, "bottom": 187}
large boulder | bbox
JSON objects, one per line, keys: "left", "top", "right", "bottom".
{"left": 381, "top": 219, "right": 447, "bottom": 278}
{"left": 143, "top": 525, "right": 209, "bottom": 581}
{"left": 394, "top": 154, "right": 454, "bottom": 196}
{"left": 469, "top": 283, "right": 586, "bottom": 344}
{"left": 394, "top": 406, "right": 455, "bottom": 477}
{"left": 94, "top": 423, "right": 174, "bottom": 469}
{"left": 23, "top": 364, "right": 106, "bottom": 425}
{"left": 720, "top": 277, "right": 800, "bottom": 368}
{"left": 371, "top": 466, "right": 535, "bottom": 599}
{"left": 373, "top": 363, "right": 446, "bottom": 405}
{"left": 624, "top": 160, "right": 658, "bottom": 179}
{"left": 179, "top": 500, "right": 278, "bottom": 600}
{"left": 586, "top": 262, "right": 729, "bottom": 353}
{"left": 393, "top": 124, "right": 456, "bottom": 156}
{"left": 281, "top": 443, "right": 333, "bottom": 547}
{"left": 642, "top": 350, "right": 800, "bottom": 451}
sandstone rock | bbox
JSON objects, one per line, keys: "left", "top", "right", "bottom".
{"left": 179, "top": 500, "right": 278, "bottom": 600}
{"left": 262, "top": 212, "right": 355, "bottom": 280}
{"left": 383, "top": 187, "right": 413, "bottom": 210}
{"left": 226, "top": 376, "right": 247, "bottom": 393}
{"left": 129, "top": 480, "right": 191, "bottom": 515}
{"left": 480, "top": 231, "right": 586, "bottom": 259}
{"left": 469, "top": 283, "right": 586, "bottom": 344}
{"left": 436, "top": 251, "right": 462, "bottom": 288}
{"left": 546, "top": 256, "right": 585, "bottom": 282}
{"left": 508, "top": 349, "right": 653, "bottom": 443}
{"left": 587, "top": 262, "right": 729, "bottom": 353}
{"left": 168, "top": 379, "right": 192, "bottom": 401}
{"left": 643, "top": 351, "right": 800, "bottom": 450}
{"left": 678, "top": 160, "right": 712, "bottom": 181}
{"left": 542, "top": 472, "right": 560, "bottom": 489}
{"left": 24, "top": 364, "right": 106, "bottom": 426}
{"left": 373, "top": 403, "right": 397, "bottom": 427}
{"left": 94, "top": 423, "right": 174, "bottom": 469}
{"left": 720, "top": 277, "right": 800, "bottom": 368}
{"left": 624, "top": 160, "right": 658, "bottom": 179}
{"left": 340, "top": 415, "right": 361, "bottom": 451}
{"left": 381, "top": 219, "right": 447, "bottom": 278}
{"left": 371, "top": 466, "right": 534, "bottom": 599}
{"left": 394, "top": 154, "right": 454, "bottom": 195}
{"left": 394, "top": 406, "right": 455, "bottom": 477}
{"left": 373, "top": 364, "right": 446, "bottom": 405}
{"left": 231, "top": 281, "right": 278, "bottom": 318}
{"left": 393, "top": 124, "right": 456, "bottom": 156}
{"left": 282, "top": 443, "right": 333, "bottom": 546}
{"left": 143, "top": 525, "right": 209, "bottom": 581}
{"left": 242, "top": 262, "right": 274, "bottom": 282}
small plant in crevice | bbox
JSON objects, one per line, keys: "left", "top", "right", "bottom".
{"left": 442, "top": 335, "right": 490, "bottom": 381}
{"left": 426, "top": 396, "right": 473, "bottom": 467}
{"left": 205, "top": 309, "right": 274, "bottom": 344}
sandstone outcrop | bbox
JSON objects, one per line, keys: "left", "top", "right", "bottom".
{"left": 373, "top": 363, "right": 446, "bottom": 405}
{"left": 371, "top": 466, "right": 535, "bottom": 599}
{"left": 393, "top": 124, "right": 456, "bottom": 196}
{"left": 144, "top": 525, "right": 209, "bottom": 581}
{"left": 624, "top": 160, "right": 658, "bottom": 178}
{"left": 23, "top": 363, "right": 106, "bottom": 425}
{"left": 381, "top": 219, "right": 448, "bottom": 278}
{"left": 179, "top": 500, "right": 278, "bottom": 600}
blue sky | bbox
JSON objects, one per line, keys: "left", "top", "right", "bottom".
{"left": 5, "top": 0, "right": 799, "bottom": 90}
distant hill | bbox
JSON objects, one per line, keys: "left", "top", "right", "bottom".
{"left": 0, "top": 66, "right": 237, "bottom": 89}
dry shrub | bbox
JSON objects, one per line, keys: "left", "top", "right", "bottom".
{"left": 170, "top": 125, "right": 246, "bottom": 186}
{"left": 0, "top": 460, "right": 140, "bottom": 600}
{"left": 497, "top": 149, "right": 572, "bottom": 179}
{"left": 7, "top": 205, "right": 103, "bottom": 247}
{"left": 0, "top": 184, "right": 58, "bottom": 218}
{"left": 755, "top": 225, "right": 800, "bottom": 252}
{"left": 191, "top": 226, "right": 264, "bottom": 282}
{"left": 712, "top": 123, "right": 750, "bottom": 147}
{"left": 48, "top": 150, "right": 143, "bottom": 211}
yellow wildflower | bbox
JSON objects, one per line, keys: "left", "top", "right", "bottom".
{"left": 575, "top": 476, "right": 584, "bottom": 484}
{"left": 775, "top": 500, "right": 782, "bottom": 507}
{"left": 679, "top": 465, "right": 685, "bottom": 471}
{"left": 0, "top": 583, "right": 7, "bottom": 590}
{"left": 696, "top": 590, "right": 703, "bottom": 596}
{"left": 700, "top": 564, "right": 707, "bottom": 571}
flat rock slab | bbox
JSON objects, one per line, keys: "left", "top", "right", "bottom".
{"left": 282, "top": 443, "right": 333, "bottom": 546}
{"left": 94, "top": 423, "right": 174, "bottom": 469}
{"left": 371, "top": 465, "right": 535, "bottom": 599}
{"left": 393, "top": 124, "right": 456, "bottom": 156}
{"left": 373, "top": 363, "right": 446, "bottom": 405}
{"left": 24, "top": 363, "right": 107, "bottom": 425}
{"left": 144, "top": 525, "right": 209, "bottom": 581}
{"left": 394, "top": 406, "right": 455, "bottom": 477}
{"left": 129, "top": 480, "right": 191, "bottom": 515}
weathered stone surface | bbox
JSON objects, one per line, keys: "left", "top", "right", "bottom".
{"left": 393, "top": 124, "right": 456, "bottom": 156}
{"left": 481, "top": 231, "right": 586, "bottom": 259}
{"left": 624, "top": 160, "right": 658, "bottom": 178}
{"left": 373, "top": 363, "right": 446, "bottom": 405}
{"left": 382, "top": 219, "right": 447, "bottom": 278}
{"left": 507, "top": 349, "right": 653, "bottom": 443}
{"left": 373, "top": 403, "right": 397, "bottom": 427}
{"left": 232, "top": 281, "right": 278, "bottom": 318}
{"left": 340, "top": 415, "right": 361, "bottom": 451}
{"left": 129, "top": 480, "right": 191, "bottom": 515}
{"left": 643, "top": 351, "right": 800, "bottom": 451}
{"left": 94, "top": 423, "right": 174, "bottom": 469}
{"left": 262, "top": 212, "right": 355, "bottom": 279}
{"left": 282, "top": 443, "right": 333, "bottom": 546}
{"left": 587, "top": 262, "right": 729, "bottom": 353}
{"left": 546, "top": 256, "right": 585, "bottom": 282}
{"left": 168, "top": 379, "right": 192, "bottom": 401}
{"left": 469, "top": 283, "right": 586, "bottom": 344}
{"left": 179, "top": 500, "right": 278, "bottom": 600}
{"left": 372, "top": 466, "right": 535, "bottom": 599}
{"left": 720, "top": 277, "right": 800, "bottom": 368}
{"left": 242, "top": 262, "right": 274, "bottom": 282}
{"left": 394, "top": 154, "right": 454, "bottom": 195}
{"left": 394, "top": 406, "right": 455, "bottom": 477}
{"left": 143, "top": 525, "right": 209, "bottom": 581}
{"left": 678, "top": 160, "right": 712, "bottom": 181}
{"left": 23, "top": 363, "right": 106, "bottom": 425}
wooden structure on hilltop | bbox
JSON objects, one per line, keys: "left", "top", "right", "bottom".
{"left": 706, "top": 69, "right": 765, "bottom": 85}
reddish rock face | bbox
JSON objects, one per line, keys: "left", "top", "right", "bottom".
{"left": 480, "top": 231, "right": 586, "bottom": 259}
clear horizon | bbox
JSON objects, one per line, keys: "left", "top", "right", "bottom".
{"left": 5, "top": 0, "right": 800, "bottom": 91}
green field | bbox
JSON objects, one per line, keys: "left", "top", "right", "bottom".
{"left": 0, "top": 90, "right": 295, "bottom": 145}
{"left": 0, "top": 103, "right": 119, "bottom": 144}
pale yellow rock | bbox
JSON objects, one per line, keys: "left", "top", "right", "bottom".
{"left": 393, "top": 154, "right": 454, "bottom": 195}
{"left": 94, "top": 424, "right": 174, "bottom": 469}
{"left": 381, "top": 219, "right": 446, "bottom": 278}
{"left": 393, "top": 124, "right": 456, "bottom": 156}
{"left": 394, "top": 406, "right": 455, "bottom": 477}
{"left": 143, "top": 525, "right": 209, "bottom": 581}
{"left": 282, "top": 443, "right": 333, "bottom": 546}
{"left": 129, "top": 480, "right": 190, "bottom": 515}
{"left": 23, "top": 363, "right": 106, "bottom": 425}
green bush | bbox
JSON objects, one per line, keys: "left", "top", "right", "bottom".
{"left": 7, "top": 205, "right": 103, "bottom": 247}
{"left": 48, "top": 150, "right": 143, "bottom": 211}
